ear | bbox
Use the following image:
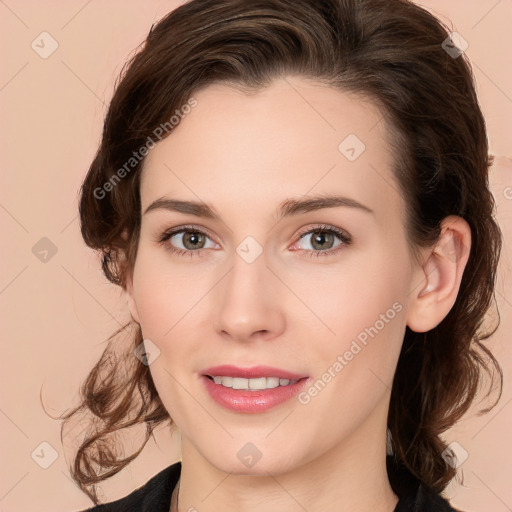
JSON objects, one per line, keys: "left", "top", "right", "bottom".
{"left": 406, "top": 215, "right": 471, "bottom": 333}
{"left": 125, "top": 269, "right": 140, "bottom": 324}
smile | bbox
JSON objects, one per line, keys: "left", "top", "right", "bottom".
{"left": 206, "top": 375, "right": 300, "bottom": 390}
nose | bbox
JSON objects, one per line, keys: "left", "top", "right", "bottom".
{"left": 212, "top": 248, "right": 286, "bottom": 343}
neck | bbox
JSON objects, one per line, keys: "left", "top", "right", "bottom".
{"left": 174, "top": 415, "right": 398, "bottom": 512}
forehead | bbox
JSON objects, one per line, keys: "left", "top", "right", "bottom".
{"left": 140, "top": 77, "right": 403, "bottom": 225}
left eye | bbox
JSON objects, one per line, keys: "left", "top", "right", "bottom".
{"left": 291, "top": 225, "right": 351, "bottom": 257}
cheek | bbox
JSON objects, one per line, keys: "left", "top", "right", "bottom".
{"left": 293, "top": 276, "right": 406, "bottom": 445}
{"left": 131, "top": 248, "right": 206, "bottom": 334}
{"left": 298, "top": 256, "right": 406, "bottom": 348}
{"left": 299, "top": 247, "right": 410, "bottom": 402}
{"left": 130, "top": 250, "right": 199, "bottom": 420}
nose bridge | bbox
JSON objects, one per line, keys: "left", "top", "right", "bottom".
{"left": 213, "top": 243, "right": 285, "bottom": 340}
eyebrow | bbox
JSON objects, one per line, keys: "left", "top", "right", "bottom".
{"left": 143, "top": 194, "right": 374, "bottom": 220}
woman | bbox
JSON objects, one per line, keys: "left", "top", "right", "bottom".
{"left": 61, "top": 0, "right": 503, "bottom": 510}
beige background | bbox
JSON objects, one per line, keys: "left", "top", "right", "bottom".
{"left": 1, "top": 1, "right": 511, "bottom": 511}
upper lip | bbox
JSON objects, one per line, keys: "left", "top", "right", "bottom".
{"left": 201, "top": 365, "right": 307, "bottom": 380}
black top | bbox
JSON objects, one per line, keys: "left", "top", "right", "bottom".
{"left": 79, "top": 456, "right": 461, "bottom": 512}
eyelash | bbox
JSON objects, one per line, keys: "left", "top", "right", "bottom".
{"left": 156, "top": 224, "right": 352, "bottom": 259}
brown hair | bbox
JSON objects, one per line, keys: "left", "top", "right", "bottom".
{"left": 58, "top": 0, "right": 503, "bottom": 504}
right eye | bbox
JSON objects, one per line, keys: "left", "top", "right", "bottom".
{"left": 158, "top": 225, "right": 219, "bottom": 258}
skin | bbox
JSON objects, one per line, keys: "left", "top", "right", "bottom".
{"left": 125, "top": 76, "right": 471, "bottom": 512}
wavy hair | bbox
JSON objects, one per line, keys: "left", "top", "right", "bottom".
{"left": 57, "top": 0, "right": 503, "bottom": 504}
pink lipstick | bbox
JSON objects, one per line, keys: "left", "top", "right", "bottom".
{"left": 200, "top": 365, "right": 310, "bottom": 413}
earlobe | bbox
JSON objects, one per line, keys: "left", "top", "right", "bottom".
{"left": 406, "top": 216, "right": 471, "bottom": 333}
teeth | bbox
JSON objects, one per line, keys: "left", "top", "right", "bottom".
{"left": 210, "top": 376, "right": 298, "bottom": 390}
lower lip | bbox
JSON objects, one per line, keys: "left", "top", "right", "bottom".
{"left": 200, "top": 375, "right": 310, "bottom": 413}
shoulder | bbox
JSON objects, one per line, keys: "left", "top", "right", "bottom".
{"left": 77, "top": 461, "right": 181, "bottom": 512}
{"left": 395, "top": 483, "right": 463, "bottom": 512}
{"left": 387, "top": 455, "right": 464, "bottom": 512}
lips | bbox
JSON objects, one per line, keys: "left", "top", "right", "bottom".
{"left": 201, "top": 364, "right": 308, "bottom": 380}
{"left": 199, "top": 364, "right": 310, "bottom": 413}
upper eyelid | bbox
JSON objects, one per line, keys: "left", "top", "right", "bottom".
{"left": 296, "top": 224, "right": 349, "bottom": 238}
{"left": 166, "top": 225, "right": 219, "bottom": 244}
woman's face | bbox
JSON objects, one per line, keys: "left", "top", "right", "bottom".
{"left": 126, "top": 77, "right": 425, "bottom": 474}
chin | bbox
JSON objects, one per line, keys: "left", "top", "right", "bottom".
{"left": 204, "top": 447, "right": 303, "bottom": 477}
